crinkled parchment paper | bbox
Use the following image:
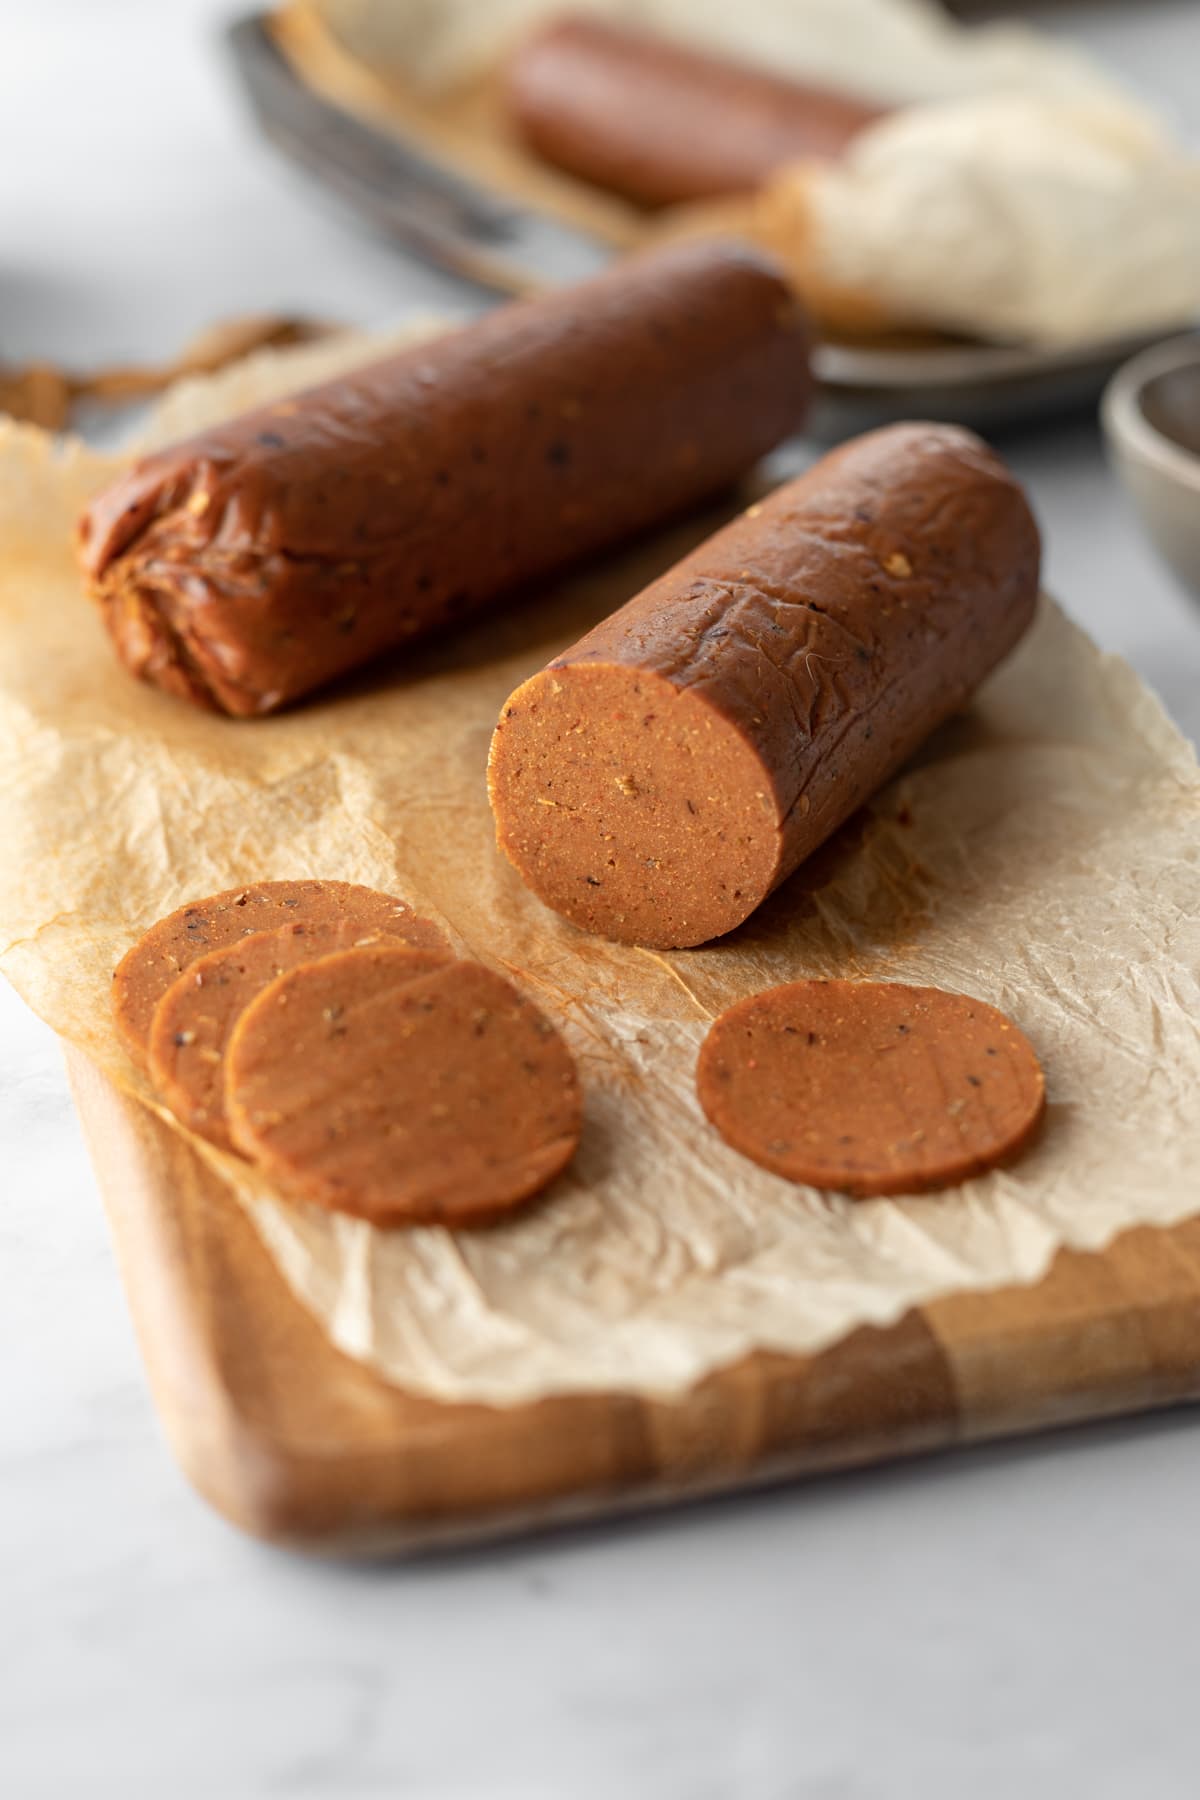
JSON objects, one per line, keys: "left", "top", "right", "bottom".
{"left": 2, "top": 330, "right": 1199, "bottom": 1406}
{"left": 297, "top": 0, "right": 1135, "bottom": 110}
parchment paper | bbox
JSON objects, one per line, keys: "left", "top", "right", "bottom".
{"left": 298, "top": 0, "right": 1135, "bottom": 111}
{"left": 1, "top": 331, "right": 1199, "bottom": 1406}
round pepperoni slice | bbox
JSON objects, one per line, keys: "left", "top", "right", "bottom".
{"left": 697, "top": 978, "right": 1045, "bottom": 1197}
{"left": 225, "top": 948, "right": 582, "bottom": 1227}
{"left": 111, "top": 879, "right": 449, "bottom": 1067}
{"left": 148, "top": 922, "right": 452, "bottom": 1152}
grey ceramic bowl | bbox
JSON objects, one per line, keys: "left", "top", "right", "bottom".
{"left": 1102, "top": 334, "right": 1200, "bottom": 600}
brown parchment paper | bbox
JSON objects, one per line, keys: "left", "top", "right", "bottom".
{"left": 2, "top": 330, "right": 1199, "bottom": 1407}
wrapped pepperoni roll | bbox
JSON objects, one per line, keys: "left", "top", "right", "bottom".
{"left": 489, "top": 423, "right": 1041, "bottom": 949}
{"left": 77, "top": 240, "right": 810, "bottom": 716}
{"left": 505, "top": 15, "right": 884, "bottom": 209}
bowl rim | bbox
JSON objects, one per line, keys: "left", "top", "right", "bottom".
{"left": 1102, "top": 332, "right": 1200, "bottom": 491}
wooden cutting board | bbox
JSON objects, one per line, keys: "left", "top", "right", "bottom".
{"left": 68, "top": 1048, "right": 1200, "bottom": 1554}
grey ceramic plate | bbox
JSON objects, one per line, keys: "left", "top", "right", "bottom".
{"left": 809, "top": 332, "right": 1168, "bottom": 439}
{"left": 1102, "top": 334, "right": 1200, "bottom": 600}
{"left": 227, "top": 13, "right": 1165, "bottom": 435}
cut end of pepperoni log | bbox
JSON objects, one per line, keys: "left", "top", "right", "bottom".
{"left": 489, "top": 660, "right": 783, "bottom": 948}
{"left": 697, "top": 979, "right": 1046, "bottom": 1197}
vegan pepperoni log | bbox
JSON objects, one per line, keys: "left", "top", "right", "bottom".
{"left": 505, "top": 16, "right": 884, "bottom": 209}
{"left": 77, "top": 240, "right": 810, "bottom": 716}
{"left": 489, "top": 423, "right": 1040, "bottom": 948}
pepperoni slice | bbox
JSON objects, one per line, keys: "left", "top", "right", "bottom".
{"left": 225, "top": 948, "right": 582, "bottom": 1227}
{"left": 697, "top": 978, "right": 1045, "bottom": 1196}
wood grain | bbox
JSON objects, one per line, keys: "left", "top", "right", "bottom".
{"left": 67, "top": 1049, "right": 1200, "bottom": 1554}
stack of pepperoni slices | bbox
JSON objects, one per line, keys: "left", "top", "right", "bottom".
{"left": 112, "top": 880, "right": 583, "bottom": 1227}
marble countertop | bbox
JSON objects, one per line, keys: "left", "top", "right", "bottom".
{"left": 3, "top": 4, "right": 1199, "bottom": 1796}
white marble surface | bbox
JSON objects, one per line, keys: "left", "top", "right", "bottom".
{"left": 3, "top": 3, "right": 1200, "bottom": 1796}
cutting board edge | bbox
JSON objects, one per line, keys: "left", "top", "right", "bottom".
{"left": 66, "top": 1047, "right": 1200, "bottom": 1555}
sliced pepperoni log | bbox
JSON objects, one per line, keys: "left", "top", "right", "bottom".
{"left": 112, "top": 879, "right": 449, "bottom": 1068}
{"left": 225, "top": 950, "right": 582, "bottom": 1227}
{"left": 147, "top": 921, "right": 452, "bottom": 1151}
{"left": 697, "top": 978, "right": 1046, "bottom": 1196}
{"left": 488, "top": 423, "right": 1040, "bottom": 948}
